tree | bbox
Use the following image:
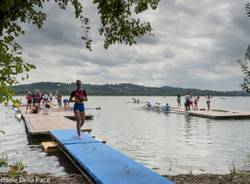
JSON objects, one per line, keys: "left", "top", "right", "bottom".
{"left": 0, "top": 0, "right": 160, "bottom": 102}
{"left": 238, "top": 2, "right": 250, "bottom": 92}
{"left": 238, "top": 46, "right": 250, "bottom": 93}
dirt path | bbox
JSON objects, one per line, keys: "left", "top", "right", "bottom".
{"left": 166, "top": 173, "right": 250, "bottom": 184}
{"left": 0, "top": 173, "right": 88, "bottom": 184}
{"left": 1, "top": 172, "right": 250, "bottom": 184}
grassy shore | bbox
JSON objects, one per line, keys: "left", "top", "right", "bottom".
{"left": 1, "top": 172, "right": 250, "bottom": 184}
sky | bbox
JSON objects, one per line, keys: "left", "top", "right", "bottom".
{"left": 19, "top": 0, "right": 250, "bottom": 91}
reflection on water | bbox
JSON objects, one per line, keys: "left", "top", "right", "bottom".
{"left": 0, "top": 105, "right": 78, "bottom": 176}
{"left": 1, "top": 96, "right": 250, "bottom": 176}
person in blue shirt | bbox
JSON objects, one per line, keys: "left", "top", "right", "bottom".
{"left": 165, "top": 103, "right": 171, "bottom": 112}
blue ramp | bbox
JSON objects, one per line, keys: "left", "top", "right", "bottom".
{"left": 50, "top": 129, "right": 99, "bottom": 145}
{"left": 50, "top": 129, "right": 174, "bottom": 184}
{"left": 65, "top": 142, "right": 173, "bottom": 184}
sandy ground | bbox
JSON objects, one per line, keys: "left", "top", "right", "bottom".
{"left": 0, "top": 173, "right": 88, "bottom": 184}
{"left": 166, "top": 173, "right": 250, "bottom": 184}
{"left": 1, "top": 172, "right": 250, "bottom": 184}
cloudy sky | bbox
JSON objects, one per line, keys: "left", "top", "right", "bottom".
{"left": 19, "top": 0, "right": 250, "bottom": 91}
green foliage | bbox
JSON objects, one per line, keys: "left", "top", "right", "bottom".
{"left": 229, "top": 158, "right": 250, "bottom": 181}
{"left": 238, "top": 45, "right": 250, "bottom": 93}
{"left": 246, "top": 2, "right": 250, "bottom": 18}
{"left": 0, "top": 0, "right": 38, "bottom": 103}
{"left": 242, "top": 154, "right": 250, "bottom": 172}
{"left": 12, "top": 98, "right": 21, "bottom": 107}
{"left": 0, "top": 0, "right": 160, "bottom": 103}
{"left": 94, "top": 0, "right": 160, "bottom": 48}
{"left": 229, "top": 161, "right": 237, "bottom": 176}
{"left": 0, "top": 0, "right": 160, "bottom": 50}
{"left": 0, "top": 152, "right": 8, "bottom": 167}
{"left": 239, "top": 3, "right": 250, "bottom": 93}
{"left": 7, "top": 161, "right": 27, "bottom": 177}
{"left": 0, "top": 37, "right": 35, "bottom": 102}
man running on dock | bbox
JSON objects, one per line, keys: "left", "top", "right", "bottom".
{"left": 69, "top": 80, "right": 88, "bottom": 137}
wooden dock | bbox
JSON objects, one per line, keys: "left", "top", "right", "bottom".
{"left": 17, "top": 107, "right": 174, "bottom": 183}
{"left": 19, "top": 107, "right": 93, "bottom": 135}
{"left": 172, "top": 107, "right": 250, "bottom": 119}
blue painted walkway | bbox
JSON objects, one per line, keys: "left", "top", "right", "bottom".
{"left": 50, "top": 129, "right": 174, "bottom": 184}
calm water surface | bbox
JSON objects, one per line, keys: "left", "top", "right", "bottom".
{"left": 0, "top": 96, "right": 250, "bottom": 175}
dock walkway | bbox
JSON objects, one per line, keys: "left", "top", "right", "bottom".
{"left": 19, "top": 107, "right": 92, "bottom": 135}
{"left": 172, "top": 107, "right": 250, "bottom": 119}
{"left": 50, "top": 129, "right": 174, "bottom": 184}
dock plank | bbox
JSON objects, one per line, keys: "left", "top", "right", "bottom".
{"left": 51, "top": 129, "right": 99, "bottom": 145}
{"left": 41, "top": 141, "right": 57, "bottom": 152}
{"left": 19, "top": 107, "right": 93, "bottom": 135}
{"left": 65, "top": 142, "right": 173, "bottom": 184}
{"left": 172, "top": 107, "right": 250, "bottom": 119}
{"left": 50, "top": 129, "right": 173, "bottom": 184}
{"left": 20, "top": 107, "right": 76, "bottom": 134}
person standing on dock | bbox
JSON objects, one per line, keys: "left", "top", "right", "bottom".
{"left": 205, "top": 94, "right": 212, "bottom": 111}
{"left": 190, "top": 93, "right": 194, "bottom": 109}
{"left": 177, "top": 94, "right": 181, "bottom": 107}
{"left": 26, "top": 91, "right": 33, "bottom": 113}
{"left": 184, "top": 93, "right": 191, "bottom": 111}
{"left": 69, "top": 80, "right": 88, "bottom": 137}
{"left": 194, "top": 96, "right": 200, "bottom": 110}
{"left": 56, "top": 92, "right": 62, "bottom": 108}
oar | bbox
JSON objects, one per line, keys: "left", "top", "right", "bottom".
{"left": 86, "top": 107, "right": 101, "bottom": 110}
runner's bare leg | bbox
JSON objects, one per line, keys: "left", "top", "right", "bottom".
{"left": 80, "top": 112, "right": 85, "bottom": 128}
{"left": 74, "top": 110, "right": 82, "bottom": 137}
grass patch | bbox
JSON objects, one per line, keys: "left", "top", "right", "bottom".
{"left": 0, "top": 153, "right": 8, "bottom": 167}
{"left": 0, "top": 129, "right": 5, "bottom": 134}
{"left": 7, "top": 161, "right": 27, "bottom": 177}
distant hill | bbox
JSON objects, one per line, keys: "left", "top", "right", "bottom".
{"left": 11, "top": 82, "right": 249, "bottom": 96}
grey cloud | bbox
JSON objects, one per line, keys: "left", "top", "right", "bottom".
{"left": 22, "top": 18, "right": 83, "bottom": 48}
{"left": 136, "top": 35, "right": 160, "bottom": 45}
{"left": 60, "top": 57, "right": 93, "bottom": 66}
{"left": 18, "top": 0, "right": 250, "bottom": 90}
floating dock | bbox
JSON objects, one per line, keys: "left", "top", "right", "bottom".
{"left": 172, "top": 107, "right": 250, "bottom": 119}
{"left": 50, "top": 129, "right": 174, "bottom": 184}
{"left": 19, "top": 107, "right": 93, "bottom": 135}
{"left": 18, "top": 107, "right": 174, "bottom": 183}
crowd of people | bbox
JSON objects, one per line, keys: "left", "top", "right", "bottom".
{"left": 177, "top": 93, "right": 212, "bottom": 111}
{"left": 25, "top": 90, "right": 69, "bottom": 114}
{"left": 25, "top": 80, "right": 87, "bottom": 137}
{"left": 144, "top": 93, "right": 212, "bottom": 112}
{"left": 145, "top": 101, "right": 172, "bottom": 112}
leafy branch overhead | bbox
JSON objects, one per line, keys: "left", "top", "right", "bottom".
{"left": 238, "top": 46, "right": 250, "bottom": 93}
{"left": 94, "top": 0, "right": 160, "bottom": 48}
{"left": 0, "top": 0, "right": 160, "bottom": 50}
{"left": 239, "top": 2, "right": 250, "bottom": 93}
{"left": 0, "top": 0, "right": 160, "bottom": 102}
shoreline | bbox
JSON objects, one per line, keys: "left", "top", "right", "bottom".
{"left": 1, "top": 172, "right": 250, "bottom": 184}
{"left": 165, "top": 173, "right": 250, "bottom": 184}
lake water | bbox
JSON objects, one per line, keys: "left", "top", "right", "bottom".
{"left": 0, "top": 96, "right": 250, "bottom": 176}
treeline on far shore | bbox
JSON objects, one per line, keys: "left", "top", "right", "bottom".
{"left": 11, "top": 82, "right": 249, "bottom": 96}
